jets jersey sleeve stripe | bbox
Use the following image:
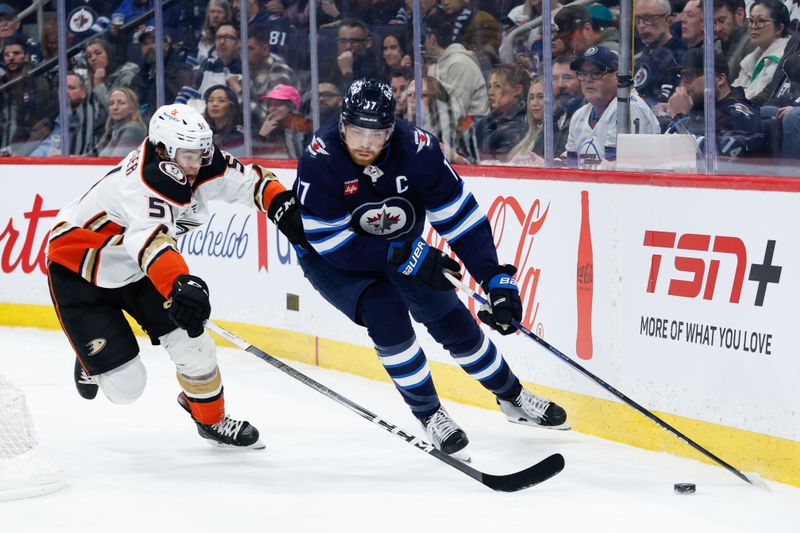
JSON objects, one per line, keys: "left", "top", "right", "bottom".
{"left": 308, "top": 227, "right": 357, "bottom": 255}
{"left": 426, "top": 185, "right": 474, "bottom": 224}
{"left": 301, "top": 212, "right": 352, "bottom": 234}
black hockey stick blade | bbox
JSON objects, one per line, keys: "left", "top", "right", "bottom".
{"left": 480, "top": 452, "right": 565, "bottom": 492}
{"left": 444, "top": 273, "right": 754, "bottom": 486}
{"left": 205, "top": 320, "right": 565, "bottom": 492}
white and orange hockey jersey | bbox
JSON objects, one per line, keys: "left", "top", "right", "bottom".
{"left": 47, "top": 140, "right": 284, "bottom": 299}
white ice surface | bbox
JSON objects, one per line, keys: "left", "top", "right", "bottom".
{"left": 1, "top": 326, "right": 797, "bottom": 532}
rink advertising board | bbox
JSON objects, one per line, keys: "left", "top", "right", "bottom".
{"left": 0, "top": 159, "right": 797, "bottom": 486}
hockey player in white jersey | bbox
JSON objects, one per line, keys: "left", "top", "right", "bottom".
{"left": 565, "top": 46, "right": 660, "bottom": 167}
{"left": 46, "top": 103, "right": 305, "bottom": 449}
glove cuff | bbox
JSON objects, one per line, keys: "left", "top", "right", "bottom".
{"left": 482, "top": 264, "right": 518, "bottom": 292}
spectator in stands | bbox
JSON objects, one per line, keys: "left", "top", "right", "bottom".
{"left": 440, "top": 0, "right": 503, "bottom": 70}
{"left": 760, "top": 37, "right": 800, "bottom": 157}
{"left": 665, "top": 48, "right": 764, "bottom": 159}
{"left": 197, "top": 0, "right": 233, "bottom": 64}
{"left": 0, "top": 3, "right": 43, "bottom": 65}
{"left": 680, "top": 0, "right": 705, "bottom": 48}
{"left": 204, "top": 84, "right": 245, "bottom": 150}
{"left": 507, "top": 77, "right": 545, "bottom": 164}
{"left": 317, "top": 80, "right": 343, "bottom": 125}
{"left": 322, "top": 18, "right": 382, "bottom": 91}
{"left": 554, "top": 4, "right": 620, "bottom": 55}
{"left": 237, "top": 25, "right": 296, "bottom": 131}
{"left": 505, "top": 0, "right": 542, "bottom": 27}
{"left": 0, "top": 36, "right": 54, "bottom": 155}
{"left": 381, "top": 31, "right": 411, "bottom": 80}
{"left": 468, "top": 64, "right": 530, "bottom": 162}
{"left": 31, "top": 72, "right": 105, "bottom": 157}
{"left": 552, "top": 53, "right": 583, "bottom": 157}
{"left": 390, "top": 0, "right": 441, "bottom": 25}
{"left": 732, "top": 0, "right": 790, "bottom": 102}
{"left": 565, "top": 46, "right": 660, "bottom": 167}
{"left": 633, "top": 0, "right": 687, "bottom": 106}
{"left": 94, "top": 87, "right": 147, "bottom": 156}
{"left": 423, "top": 13, "right": 489, "bottom": 119}
{"left": 714, "top": 0, "right": 754, "bottom": 80}
{"left": 406, "top": 75, "right": 468, "bottom": 163}
{"left": 233, "top": 0, "right": 293, "bottom": 60}
{"left": 389, "top": 68, "right": 411, "bottom": 118}
{"left": 40, "top": 18, "right": 64, "bottom": 62}
{"left": 85, "top": 38, "right": 140, "bottom": 111}
{"left": 136, "top": 28, "right": 187, "bottom": 119}
{"left": 197, "top": 23, "right": 242, "bottom": 98}
{"left": 254, "top": 83, "right": 308, "bottom": 158}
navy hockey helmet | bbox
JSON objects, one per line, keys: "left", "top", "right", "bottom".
{"left": 340, "top": 79, "right": 396, "bottom": 135}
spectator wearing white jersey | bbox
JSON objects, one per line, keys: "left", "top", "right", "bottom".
{"left": 565, "top": 46, "right": 660, "bottom": 167}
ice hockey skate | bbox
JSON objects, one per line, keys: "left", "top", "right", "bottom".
{"left": 178, "top": 393, "right": 265, "bottom": 449}
{"left": 497, "top": 388, "right": 570, "bottom": 430}
{"left": 422, "top": 406, "right": 471, "bottom": 462}
{"left": 73, "top": 358, "right": 98, "bottom": 400}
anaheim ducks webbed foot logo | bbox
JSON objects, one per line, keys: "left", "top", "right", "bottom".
{"left": 353, "top": 197, "right": 415, "bottom": 237}
{"left": 86, "top": 338, "right": 107, "bottom": 356}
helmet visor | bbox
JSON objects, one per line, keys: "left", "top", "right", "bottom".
{"left": 175, "top": 146, "right": 214, "bottom": 168}
{"left": 342, "top": 124, "right": 393, "bottom": 151}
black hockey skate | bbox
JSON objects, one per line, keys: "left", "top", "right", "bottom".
{"left": 422, "top": 406, "right": 470, "bottom": 460}
{"left": 497, "top": 388, "right": 570, "bottom": 430}
{"left": 73, "top": 358, "right": 98, "bottom": 400}
{"left": 177, "top": 393, "right": 265, "bottom": 449}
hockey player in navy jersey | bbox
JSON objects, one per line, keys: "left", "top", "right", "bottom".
{"left": 293, "top": 79, "right": 568, "bottom": 458}
{"left": 47, "top": 103, "right": 306, "bottom": 449}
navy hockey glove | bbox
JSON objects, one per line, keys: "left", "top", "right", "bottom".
{"left": 268, "top": 190, "right": 309, "bottom": 249}
{"left": 169, "top": 275, "right": 211, "bottom": 338}
{"left": 388, "top": 238, "right": 461, "bottom": 291}
{"left": 477, "top": 265, "right": 522, "bottom": 335}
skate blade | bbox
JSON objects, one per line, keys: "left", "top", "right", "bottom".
{"left": 205, "top": 438, "right": 267, "bottom": 450}
{"left": 448, "top": 448, "right": 471, "bottom": 463}
{"left": 506, "top": 416, "right": 571, "bottom": 431}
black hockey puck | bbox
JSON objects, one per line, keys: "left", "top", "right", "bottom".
{"left": 674, "top": 483, "right": 696, "bottom": 494}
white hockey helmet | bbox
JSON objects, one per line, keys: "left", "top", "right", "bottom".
{"left": 148, "top": 103, "right": 214, "bottom": 165}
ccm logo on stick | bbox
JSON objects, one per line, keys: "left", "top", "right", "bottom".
{"left": 643, "top": 231, "right": 782, "bottom": 307}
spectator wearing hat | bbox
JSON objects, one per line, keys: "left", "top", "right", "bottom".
{"left": 254, "top": 83, "right": 309, "bottom": 159}
{"left": 714, "top": 0, "right": 755, "bottom": 81}
{"left": 633, "top": 0, "right": 687, "bottom": 107}
{"left": 238, "top": 25, "right": 295, "bottom": 132}
{"left": 554, "top": 4, "right": 619, "bottom": 56}
{"left": 0, "top": 35, "right": 54, "bottom": 155}
{"left": 565, "top": 46, "right": 660, "bottom": 167}
{"left": 665, "top": 48, "right": 764, "bottom": 160}
{"left": 0, "top": 3, "right": 43, "bottom": 65}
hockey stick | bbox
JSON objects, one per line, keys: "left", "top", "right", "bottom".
{"left": 204, "top": 320, "right": 565, "bottom": 492}
{"left": 443, "top": 273, "right": 754, "bottom": 485}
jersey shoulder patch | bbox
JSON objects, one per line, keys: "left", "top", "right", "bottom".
{"left": 140, "top": 141, "right": 192, "bottom": 205}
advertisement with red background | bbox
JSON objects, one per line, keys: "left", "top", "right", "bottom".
{"left": 1, "top": 160, "right": 798, "bottom": 443}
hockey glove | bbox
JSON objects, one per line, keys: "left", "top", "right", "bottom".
{"left": 477, "top": 265, "right": 522, "bottom": 335}
{"left": 169, "top": 275, "right": 211, "bottom": 338}
{"left": 388, "top": 237, "right": 461, "bottom": 291}
{"left": 268, "top": 189, "right": 309, "bottom": 249}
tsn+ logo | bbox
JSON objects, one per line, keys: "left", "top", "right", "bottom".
{"left": 643, "top": 230, "right": 782, "bottom": 307}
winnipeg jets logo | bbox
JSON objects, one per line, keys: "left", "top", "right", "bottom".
{"left": 86, "top": 338, "right": 107, "bottom": 356}
{"left": 633, "top": 65, "right": 648, "bottom": 88}
{"left": 68, "top": 7, "right": 95, "bottom": 34}
{"left": 307, "top": 136, "right": 329, "bottom": 157}
{"left": 159, "top": 161, "right": 187, "bottom": 184}
{"left": 353, "top": 197, "right": 415, "bottom": 237}
{"left": 413, "top": 129, "right": 432, "bottom": 153}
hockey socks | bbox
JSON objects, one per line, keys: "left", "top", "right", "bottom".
{"left": 376, "top": 337, "right": 440, "bottom": 420}
{"left": 175, "top": 367, "right": 225, "bottom": 424}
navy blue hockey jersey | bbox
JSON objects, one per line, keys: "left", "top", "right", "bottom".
{"left": 294, "top": 120, "right": 499, "bottom": 283}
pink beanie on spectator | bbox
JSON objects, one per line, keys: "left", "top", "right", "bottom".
{"left": 262, "top": 84, "right": 301, "bottom": 108}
